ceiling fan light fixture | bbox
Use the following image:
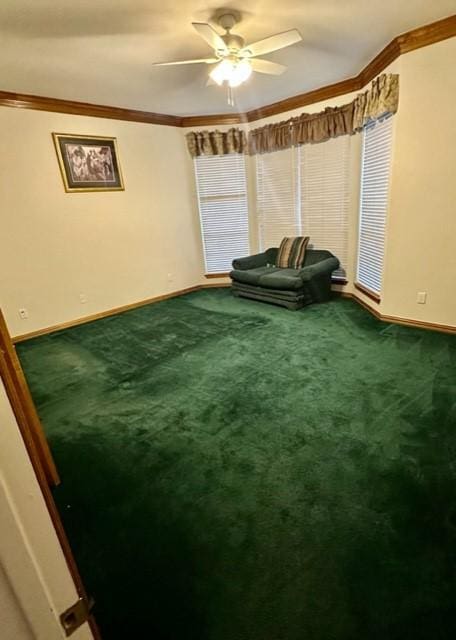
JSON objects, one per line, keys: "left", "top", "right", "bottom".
{"left": 228, "top": 59, "right": 252, "bottom": 87}
{"left": 209, "top": 59, "right": 232, "bottom": 85}
{"left": 209, "top": 58, "right": 252, "bottom": 87}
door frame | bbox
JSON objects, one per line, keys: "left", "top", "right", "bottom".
{"left": 0, "top": 310, "right": 60, "bottom": 486}
{"left": 0, "top": 308, "right": 101, "bottom": 639}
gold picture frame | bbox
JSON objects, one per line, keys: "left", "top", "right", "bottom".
{"left": 52, "top": 133, "right": 125, "bottom": 192}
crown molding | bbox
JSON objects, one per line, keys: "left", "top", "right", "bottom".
{"left": 245, "top": 77, "right": 363, "bottom": 123}
{"left": 236, "top": 13, "right": 456, "bottom": 125}
{"left": 1, "top": 15, "right": 455, "bottom": 128}
{"left": 396, "top": 13, "right": 456, "bottom": 53}
{"left": 0, "top": 90, "right": 183, "bottom": 127}
{"left": 180, "top": 76, "right": 364, "bottom": 127}
{"left": 180, "top": 112, "right": 249, "bottom": 128}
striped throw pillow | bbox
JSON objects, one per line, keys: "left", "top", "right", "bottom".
{"left": 276, "top": 236, "right": 310, "bottom": 269}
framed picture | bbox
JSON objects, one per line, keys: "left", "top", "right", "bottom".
{"left": 52, "top": 133, "right": 124, "bottom": 192}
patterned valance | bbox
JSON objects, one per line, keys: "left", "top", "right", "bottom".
{"left": 186, "top": 128, "right": 247, "bottom": 157}
{"left": 352, "top": 74, "right": 399, "bottom": 131}
{"left": 249, "top": 74, "right": 399, "bottom": 154}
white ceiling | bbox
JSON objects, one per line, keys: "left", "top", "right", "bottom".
{"left": 0, "top": 1, "right": 454, "bottom": 116}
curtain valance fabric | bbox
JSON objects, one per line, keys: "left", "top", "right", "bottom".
{"left": 186, "top": 128, "right": 247, "bottom": 157}
{"left": 291, "top": 103, "right": 355, "bottom": 148}
{"left": 249, "top": 74, "right": 399, "bottom": 154}
{"left": 352, "top": 74, "right": 399, "bottom": 131}
{"left": 247, "top": 119, "right": 293, "bottom": 155}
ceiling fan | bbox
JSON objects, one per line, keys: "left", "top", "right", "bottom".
{"left": 152, "top": 11, "right": 302, "bottom": 93}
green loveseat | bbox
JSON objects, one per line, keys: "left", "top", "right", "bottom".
{"left": 230, "top": 248, "right": 340, "bottom": 310}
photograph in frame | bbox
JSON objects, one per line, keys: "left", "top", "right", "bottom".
{"left": 52, "top": 133, "right": 125, "bottom": 192}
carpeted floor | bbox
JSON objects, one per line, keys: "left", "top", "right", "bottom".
{"left": 17, "top": 289, "right": 456, "bottom": 640}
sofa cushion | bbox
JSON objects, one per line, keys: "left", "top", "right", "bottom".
{"left": 258, "top": 268, "right": 304, "bottom": 291}
{"left": 230, "top": 266, "right": 280, "bottom": 286}
{"left": 232, "top": 281, "right": 311, "bottom": 301}
{"left": 276, "top": 236, "right": 309, "bottom": 268}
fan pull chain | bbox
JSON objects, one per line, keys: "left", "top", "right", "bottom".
{"left": 228, "top": 85, "right": 234, "bottom": 107}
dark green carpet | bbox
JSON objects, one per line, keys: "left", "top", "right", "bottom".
{"left": 17, "top": 290, "right": 456, "bottom": 640}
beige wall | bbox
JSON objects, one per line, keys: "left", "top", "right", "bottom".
{"left": 383, "top": 37, "right": 456, "bottom": 326}
{"left": 0, "top": 108, "right": 204, "bottom": 337}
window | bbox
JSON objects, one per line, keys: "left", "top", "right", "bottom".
{"left": 299, "top": 136, "right": 350, "bottom": 279}
{"left": 256, "top": 148, "right": 299, "bottom": 250}
{"left": 194, "top": 154, "right": 249, "bottom": 274}
{"left": 256, "top": 139, "right": 350, "bottom": 279}
{"left": 356, "top": 116, "right": 393, "bottom": 298}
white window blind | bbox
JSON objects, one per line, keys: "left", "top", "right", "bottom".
{"left": 357, "top": 116, "right": 393, "bottom": 296}
{"left": 256, "top": 141, "right": 349, "bottom": 278}
{"left": 299, "top": 136, "right": 350, "bottom": 279}
{"left": 256, "top": 148, "right": 299, "bottom": 250}
{"left": 194, "top": 154, "right": 249, "bottom": 274}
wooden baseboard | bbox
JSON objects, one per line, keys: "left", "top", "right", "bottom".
{"left": 378, "top": 313, "right": 456, "bottom": 334}
{"left": 205, "top": 273, "right": 230, "bottom": 279}
{"left": 13, "top": 283, "right": 235, "bottom": 342}
{"left": 12, "top": 283, "right": 455, "bottom": 343}
{"left": 340, "top": 292, "right": 456, "bottom": 334}
{"left": 12, "top": 285, "right": 202, "bottom": 343}
{"left": 202, "top": 282, "right": 231, "bottom": 289}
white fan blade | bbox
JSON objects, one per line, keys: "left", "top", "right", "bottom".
{"left": 192, "top": 22, "right": 228, "bottom": 53}
{"left": 241, "top": 29, "right": 302, "bottom": 57}
{"left": 153, "top": 57, "right": 218, "bottom": 66}
{"left": 250, "top": 58, "right": 287, "bottom": 75}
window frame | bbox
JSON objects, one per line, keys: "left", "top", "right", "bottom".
{"left": 355, "top": 115, "right": 394, "bottom": 302}
{"left": 193, "top": 153, "right": 250, "bottom": 276}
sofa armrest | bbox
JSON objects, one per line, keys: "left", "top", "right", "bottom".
{"left": 299, "top": 256, "right": 340, "bottom": 281}
{"left": 232, "top": 252, "right": 269, "bottom": 270}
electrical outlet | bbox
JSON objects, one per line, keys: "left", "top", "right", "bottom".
{"left": 79, "top": 293, "right": 88, "bottom": 304}
{"left": 167, "top": 273, "right": 174, "bottom": 282}
{"left": 417, "top": 292, "right": 427, "bottom": 304}
{"left": 19, "top": 308, "right": 29, "bottom": 319}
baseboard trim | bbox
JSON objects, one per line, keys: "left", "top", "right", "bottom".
{"left": 12, "top": 285, "right": 202, "bottom": 343}
{"left": 205, "top": 273, "right": 230, "bottom": 279}
{"left": 341, "top": 292, "right": 456, "bottom": 335}
{"left": 12, "top": 284, "right": 455, "bottom": 342}
{"left": 379, "top": 313, "right": 456, "bottom": 335}
{"left": 202, "top": 282, "right": 231, "bottom": 289}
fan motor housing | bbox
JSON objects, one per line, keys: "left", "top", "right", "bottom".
{"left": 217, "top": 11, "right": 239, "bottom": 31}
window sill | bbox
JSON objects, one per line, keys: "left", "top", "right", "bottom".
{"left": 354, "top": 282, "right": 381, "bottom": 303}
{"left": 205, "top": 273, "right": 230, "bottom": 279}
